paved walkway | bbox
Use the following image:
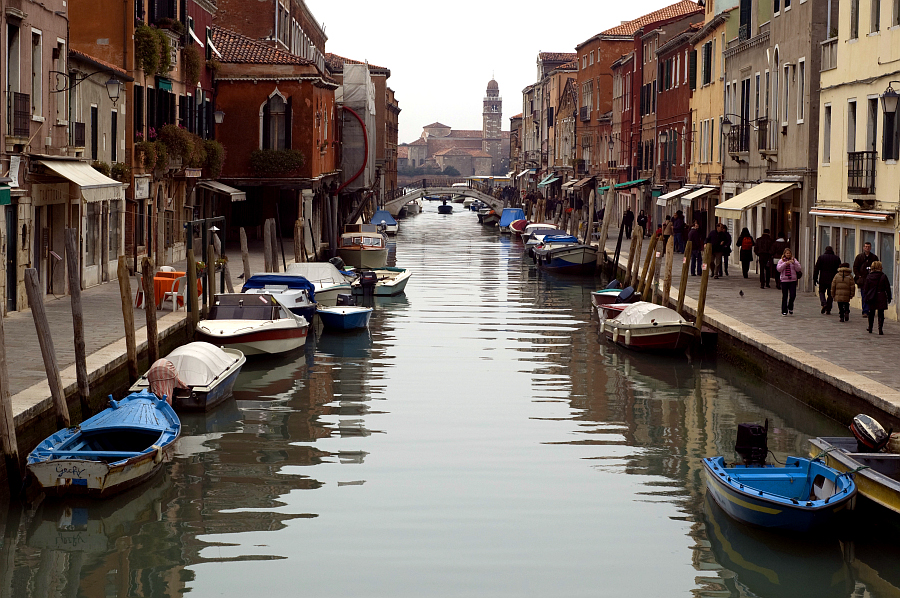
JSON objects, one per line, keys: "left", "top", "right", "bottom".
{"left": 601, "top": 229, "right": 900, "bottom": 404}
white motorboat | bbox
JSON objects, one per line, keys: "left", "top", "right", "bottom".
{"left": 600, "top": 302, "right": 698, "bottom": 351}
{"left": 523, "top": 227, "right": 565, "bottom": 255}
{"left": 286, "top": 262, "right": 356, "bottom": 305}
{"left": 532, "top": 235, "right": 598, "bottom": 274}
{"left": 352, "top": 267, "right": 412, "bottom": 296}
{"left": 337, "top": 224, "right": 389, "bottom": 268}
{"left": 370, "top": 210, "right": 399, "bottom": 235}
{"left": 196, "top": 293, "right": 310, "bottom": 356}
{"left": 241, "top": 273, "right": 317, "bottom": 322}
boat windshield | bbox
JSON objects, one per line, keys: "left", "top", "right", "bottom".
{"left": 210, "top": 295, "right": 280, "bottom": 320}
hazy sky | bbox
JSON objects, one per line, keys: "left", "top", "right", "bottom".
{"left": 306, "top": 0, "right": 683, "bottom": 144}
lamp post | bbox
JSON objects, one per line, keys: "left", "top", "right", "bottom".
{"left": 214, "top": 110, "right": 225, "bottom": 124}
{"left": 880, "top": 81, "right": 900, "bottom": 115}
{"left": 51, "top": 70, "right": 125, "bottom": 105}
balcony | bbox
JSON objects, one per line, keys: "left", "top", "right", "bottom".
{"left": 580, "top": 106, "right": 590, "bottom": 122}
{"left": 757, "top": 119, "right": 778, "bottom": 154}
{"left": 821, "top": 38, "right": 837, "bottom": 72}
{"left": 848, "top": 150, "right": 877, "bottom": 195}
{"left": 8, "top": 92, "right": 29, "bottom": 138}
{"left": 71, "top": 122, "right": 86, "bottom": 147}
{"left": 727, "top": 124, "right": 751, "bottom": 154}
{"left": 525, "top": 150, "right": 541, "bottom": 165}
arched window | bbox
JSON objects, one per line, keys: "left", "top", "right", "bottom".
{"left": 261, "top": 93, "right": 292, "bottom": 150}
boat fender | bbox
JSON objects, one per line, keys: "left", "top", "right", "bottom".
{"left": 152, "top": 445, "right": 163, "bottom": 464}
{"left": 599, "top": 321, "right": 605, "bottom": 334}
{"left": 625, "top": 330, "right": 632, "bottom": 345}
{"left": 612, "top": 328, "right": 618, "bottom": 343}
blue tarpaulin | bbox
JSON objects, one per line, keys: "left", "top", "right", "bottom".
{"left": 499, "top": 208, "right": 526, "bottom": 228}
{"left": 370, "top": 210, "right": 397, "bottom": 226}
{"left": 542, "top": 235, "right": 578, "bottom": 244}
{"left": 242, "top": 274, "right": 317, "bottom": 302}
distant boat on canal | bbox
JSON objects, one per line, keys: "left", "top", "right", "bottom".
{"left": 285, "top": 262, "right": 355, "bottom": 305}
{"left": 337, "top": 224, "right": 389, "bottom": 269}
{"left": 370, "top": 210, "right": 398, "bottom": 235}
{"left": 26, "top": 389, "right": 180, "bottom": 497}
{"left": 498, "top": 208, "right": 526, "bottom": 233}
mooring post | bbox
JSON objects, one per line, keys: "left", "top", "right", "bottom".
{"left": 0, "top": 313, "right": 21, "bottom": 492}
{"left": 117, "top": 256, "right": 139, "bottom": 383}
{"left": 661, "top": 235, "right": 676, "bottom": 307}
{"left": 695, "top": 243, "right": 714, "bottom": 332}
{"left": 208, "top": 244, "right": 217, "bottom": 305}
{"left": 186, "top": 249, "right": 199, "bottom": 333}
{"left": 64, "top": 229, "right": 90, "bottom": 418}
{"left": 141, "top": 258, "right": 159, "bottom": 364}
{"left": 263, "top": 220, "right": 273, "bottom": 273}
{"left": 294, "top": 219, "right": 303, "bottom": 264}
{"left": 623, "top": 228, "right": 639, "bottom": 287}
{"left": 676, "top": 240, "right": 693, "bottom": 316}
{"left": 239, "top": 227, "right": 252, "bottom": 280}
{"left": 630, "top": 228, "right": 644, "bottom": 289}
{"left": 23, "top": 269, "right": 70, "bottom": 429}
{"left": 637, "top": 233, "right": 659, "bottom": 297}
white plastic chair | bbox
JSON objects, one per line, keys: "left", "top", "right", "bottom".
{"left": 162, "top": 276, "right": 186, "bottom": 312}
{"left": 134, "top": 273, "right": 145, "bottom": 308}
{"left": 159, "top": 265, "right": 177, "bottom": 273}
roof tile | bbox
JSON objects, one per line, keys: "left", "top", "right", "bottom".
{"left": 601, "top": 1, "right": 702, "bottom": 36}
{"left": 211, "top": 27, "right": 312, "bottom": 66}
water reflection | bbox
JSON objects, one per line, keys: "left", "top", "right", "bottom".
{"left": 3, "top": 208, "right": 900, "bottom": 597}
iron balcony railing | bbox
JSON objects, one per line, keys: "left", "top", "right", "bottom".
{"left": 71, "top": 122, "right": 86, "bottom": 147}
{"left": 848, "top": 151, "right": 877, "bottom": 195}
{"left": 728, "top": 123, "right": 751, "bottom": 153}
{"left": 8, "top": 92, "right": 29, "bottom": 137}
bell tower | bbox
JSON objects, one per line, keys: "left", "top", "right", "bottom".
{"left": 483, "top": 79, "right": 502, "bottom": 174}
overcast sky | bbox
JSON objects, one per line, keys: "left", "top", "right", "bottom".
{"left": 307, "top": 0, "right": 682, "bottom": 144}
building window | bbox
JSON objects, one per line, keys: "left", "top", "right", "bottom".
{"left": 848, "top": 99, "right": 857, "bottom": 152}
{"left": 111, "top": 110, "right": 117, "bottom": 162}
{"left": 590, "top": 51, "right": 594, "bottom": 65}
{"left": 782, "top": 64, "right": 790, "bottom": 124}
{"left": 823, "top": 104, "right": 832, "bottom": 164}
{"left": 109, "top": 200, "right": 120, "bottom": 260}
{"left": 90, "top": 105, "right": 98, "bottom": 160}
{"left": 851, "top": 0, "right": 860, "bottom": 38}
{"left": 882, "top": 105, "right": 898, "bottom": 160}
{"left": 872, "top": 0, "right": 882, "bottom": 31}
{"left": 31, "top": 31, "right": 42, "bottom": 117}
{"left": 894, "top": 0, "right": 900, "bottom": 26}
{"left": 261, "top": 94, "right": 291, "bottom": 150}
{"left": 775, "top": 0, "right": 781, "bottom": 13}
{"left": 86, "top": 202, "right": 99, "bottom": 266}
{"left": 797, "top": 60, "right": 805, "bottom": 122}
{"left": 867, "top": 97, "right": 878, "bottom": 151}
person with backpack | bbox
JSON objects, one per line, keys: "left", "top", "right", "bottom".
{"left": 863, "top": 261, "right": 892, "bottom": 334}
{"left": 736, "top": 227, "right": 755, "bottom": 279}
{"left": 776, "top": 248, "right": 802, "bottom": 316}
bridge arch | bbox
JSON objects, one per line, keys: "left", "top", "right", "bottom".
{"left": 383, "top": 179, "right": 506, "bottom": 216}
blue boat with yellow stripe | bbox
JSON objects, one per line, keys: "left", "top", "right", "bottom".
{"left": 702, "top": 456, "right": 856, "bottom": 532}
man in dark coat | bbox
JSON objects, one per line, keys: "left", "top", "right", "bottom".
{"left": 853, "top": 241, "right": 879, "bottom": 315}
{"left": 622, "top": 208, "right": 635, "bottom": 238}
{"left": 707, "top": 224, "right": 723, "bottom": 279}
{"left": 754, "top": 229, "right": 775, "bottom": 288}
{"left": 672, "top": 211, "right": 686, "bottom": 252}
{"left": 813, "top": 246, "right": 842, "bottom": 315}
{"left": 687, "top": 221, "right": 704, "bottom": 275}
{"left": 636, "top": 210, "right": 648, "bottom": 236}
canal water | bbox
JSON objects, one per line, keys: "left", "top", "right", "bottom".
{"left": 4, "top": 204, "right": 900, "bottom": 597}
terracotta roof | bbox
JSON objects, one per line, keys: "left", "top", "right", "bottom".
{"left": 397, "top": 146, "right": 409, "bottom": 159}
{"left": 409, "top": 138, "right": 427, "bottom": 146}
{"left": 560, "top": 61, "right": 577, "bottom": 69}
{"left": 601, "top": 1, "right": 702, "bottom": 36}
{"left": 467, "top": 149, "right": 492, "bottom": 158}
{"left": 539, "top": 52, "right": 577, "bottom": 62}
{"left": 69, "top": 49, "right": 131, "bottom": 80}
{"left": 448, "top": 130, "right": 484, "bottom": 139}
{"left": 511, "top": 113, "right": 524, "bottom": 119}
{"left": 435, "top": 148, "right": 493, "bottom": 158}
{"left": 325, "top": 53, "right": 388, "bottom": 72}
{"left": 211, "top": 27, "right": 312, "bottom": 65}
{"left": 424, "top": 122, "right": 451, "bottom": 129}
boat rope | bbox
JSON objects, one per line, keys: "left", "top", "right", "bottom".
{"left": 839, "top": 465, "right": 870, "bottom": 477}
{"left": 766, "top": 450, "right": 784, "bottom": 465}
{"left": 811, "top": 446, "right": 837, "bottom": 461}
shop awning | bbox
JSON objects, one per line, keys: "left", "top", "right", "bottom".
{"left": 506, "top": 171, "right": 516, "bottom": 178}
{"left": 37, "top": 160, "right": 123, "bottom": 203}
{"left": 573, "top": 176, "right": 595, "bottom": 189}
{"left": 615, "top": 178, "right": 649, "bottom": 190}
{"left": 809, "top": 207, "right": 894, "bottom": 221}
{"left": 198, "top": 180, "right": 247, "bottom": 202}
{"left": 189, "top": 27, "right": 205, "bottom": 48}
{"left": 683, "top": 186, "right": 718, "bottom": 201}
{"left": 714, "top": 182, "right": 797, "bottom": 219}
{"left": 537, "top": 176, "right": 559, "bottom": 188}
{"left": 561, "top": 180, "right": 577, "bottom": 189}
{"left": 517, "top": 168, "right": 535, "bottom": 178}
{"left": 656, "top": 186, "right": 694, "bottom": 206}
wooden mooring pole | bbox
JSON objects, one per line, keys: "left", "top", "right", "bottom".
{"left": 141, "top": 258, "right": 159, "bottom": 364}
{"left": 212, "top": 234, "right": 234, "bottom": 293}
{"left": 630, "top": 228, "right": 644, "bottom": 290}
{"left": 23, "top": 269, "right": 70, "bottom": 429}
{"left": 636, "top": 233, "right": 659, "bottom": 297}
{"left": 263, "top": 220, "right": 273, "bottom": 273}
{"left": 117, "top": 256, "right": 139, "bottom": 383}
{"left": 623, "top": 228, "right": 639, "bottom": 287}
{"left": 0, "top": 313, "right": 21, "bottom": 491}
{"left": 239, "top": 227, "right": 252, "bottom": 280}
{"left": 64, "top": 229, "right": 90, "bottom": 418}
{"left": 676, "top": 240, "right": 693, "bottom": 316}
{"left": 186, "top": 249, "right": 200, "bottom": 333}
{"left": 695, "top": 244, "right": 714, "bottom": 332}
{"left": 661, "top": 235, "right": 675, "bottom": 307}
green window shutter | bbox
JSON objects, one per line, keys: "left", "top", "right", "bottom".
{"left": 689, "top": 50, "right": 697, "bottom": 90}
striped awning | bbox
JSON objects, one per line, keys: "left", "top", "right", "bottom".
{"left": 810, "top": 207, "right": 894, "bottom": 221}
{"left": 714, "top": 182, "right": 797, "bottom": 219}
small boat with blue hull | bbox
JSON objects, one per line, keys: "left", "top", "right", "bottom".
{"left": 703, "top": 455, "right": 856, "bottom": 532}
{"left": 498, "top": 208, "right": 526, "bottom": 233}
{"left": 532, "top": 235, "right": 598, "bottom": 274}
{"left": 27, "top": 390, "right": 180, "bottom": 497}
{"left": 317, "top": 305, "right": 373, "bottom": 330}
{"left": 370, "top": 209, "right": 399, "bottom": 235}
{"left": 241, "top": 273, "right": 317, "bottom": 321}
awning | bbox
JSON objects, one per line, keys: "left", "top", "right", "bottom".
{"left": 517, "top": 169, "right": 534, "bottom": 178}
{"left": 506, "top": 171, "right": 516, "bottom": 178}
{"left": 537, "top": 174, "right": 555, "bottom": 186}
{"left": 809, "top": 207, "right": 894, "bottom": 222}
{"left": 561, "top": 180, "right": 577, "bottom": 189}
{"left": 198, "top": 180, "right": 246, "bottom": 202}
{"left": 683, "top": 186, "right": 718, "bottom": 201}
{"left": 714, "top": 182, "right": 797, "bottom": 219}
{"left": 156, "top": 76, "right": 172, "bottom": 91}
{"left": 537, "top": 176, "right": 559, "bottom": 188}
{"left": 37, "top": 160, "right": 123, "bottom": 203}
{"left": 657, "top": 186, "right": 695, "bottom": 202}
{"left": 573, "top": 176, "right": 595, "bottom": 189}
{"left": 615, "top": 178, "right": 649, "bottom": 190}
{"left": 208, "top": 37, "right": 222, "bottom": 59}
{"left": 189, "top": 27, "right": 205, "bottom": 48}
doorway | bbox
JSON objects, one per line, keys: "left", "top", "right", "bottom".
{"left": 5, "top": 206, "right": 17, "bottom": 312}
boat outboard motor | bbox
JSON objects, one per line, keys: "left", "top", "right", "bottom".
{"left": 850, "top": 414, "right": 892, "bottom": 452}
{"left": 336, "top": 294, "right": 356, "bottom": 307}
{"left": 617, "top": 286, "right": 635, "bottom": 303}
{"left": 359, "top": 271, "right": 378, "bottom": 294}
{"left": 735, "top": 419, "right": 768, "bottom": 465}
{"left": 606, "top": 279, "right": 622, "bottom": 290}
{"left": 329, "top": 256, "right": 346, "bottom": 271}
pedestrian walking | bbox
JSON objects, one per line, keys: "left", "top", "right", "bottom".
{"left": 707, "top": 224, "right": 723, "bottom": 279}
{"left": 813, "top": 246, "right": 841, "bottom": 315}
{"left": 755, "top": 229, "right": 774, "bottom": 289}
{"left": 853, "top": 242, "right": 879, "bottom": 317}
{"left": 776, "top": 248, "right": 802, "bottom": 315}
{"left": 719, "top": 224, "right": 732, "bottom": 276}
{"left": 831, "top": 263, "right": 855, "bottom": 322}
{"left": 863, "top": 261, "right": 892, "bottom": 334}
{"left": 673, "top": 211, "right": 686, "bottom": 253}
{"left": 663, "top": 216, "right": 674, "bottom": 253}
{"left": 688, "top": 221, "right": 704, "bottom": 276}
{"left": 622, "top": 208, "right": 635, "bottom": 238}
{"left": 736, "top": 227, "right": 755, "bottom": 278}
{"left": 637, "top": 210, "right": 648, "bottom": 237}
{"left": 771, "top": 233, "right": 789, "bottom": 289}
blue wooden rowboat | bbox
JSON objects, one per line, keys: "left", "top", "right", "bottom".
{"left": 702, "top": 456, "right": 856, "bottom": 532}
{"left": 27, "top": 390, "right": 180, "bottom": 497}
{"left": 317, "top": 305, "right": 373, "bottom": 330}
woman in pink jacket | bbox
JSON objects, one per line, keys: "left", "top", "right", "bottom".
{"left": 776, "top": 248, "right": 802, "bottom": 316}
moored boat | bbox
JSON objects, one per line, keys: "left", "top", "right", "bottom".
{"left": 498, "top": 208, "right": 526, "bottom": 233}
{"left": 285, "top": 262, "right": 355, "bottom": 305}
{"left": 26, "top": 390, "right": 180, "bottom": 497}
{"left": 532, "top": 235, "right": 598, "bottom": 274}
{"left": 370, "top": 210, "right": 399, "bottom": 235}
{"left": 591, "top": 286, "right": 640, "bottom": 309}
{"left": 241, "top": 272, "right": 317, "bottom": 322}
{"left": 130, "top": 342, "right": 245, "bottom": 411}
{"left": 509, "top": 219, "right": 529, "bottom": 236}
{"left": 337, "top": 224, "right": 388, "bottom": 269}
{"left": 438, "top": 201, "right": 453, "bottom": 214}
{"left": 196, "top": 293, "right": 309, "bottom": 356}
{"left": 478, "top": 208, "right": 500, "bottom": 226}
{"left": 351, "top": 267, "right": 411, "bottom": 296}
{"left": 317, "top": 305, "right": 374, "bottom": 330}
{"left": 600, "top": 301, "right": 698, "bottom": 350}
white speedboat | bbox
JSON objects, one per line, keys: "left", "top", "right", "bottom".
{"left": 196, "top": 293, "right": 310, "bottom": 356}
{"left": 241, "top": 273, "right": 317, "bottom": 322}
{"left": 286, "top": 262, "right": 356, "bottom": 305}
{"left": 600, "top": 302, "right": 698, "bottom": 351}
{"left": 523, "top": 227, "right": 565, "bottom": 255}
{"left": 352, "top": 267, "right": 412, "bottom": 296}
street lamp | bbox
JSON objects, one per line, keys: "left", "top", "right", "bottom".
{"left": 50, "top": 70, "right": 126, "bottom": 105}
{"left": 722, "top": 115, "right": 734, "bottom": 136}
{"left": 214, "top": 110, "right": 225, "bottom": 124}
{"left": 881, "top": 81, "right": 900, "bottom": 115}
{"left": 659, "top": 131, "right": 668, "bottom": 144}
{"left": 105, "top": 78, "right": 122, "bottom": 104}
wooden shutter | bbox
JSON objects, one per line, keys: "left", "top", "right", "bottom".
{"left": 178, "top": 95, "right": 188, "bottom": 128}
{"left": 285, "top": 97, "right": 292, "bottom": 149}
{"left": 689, "top": 50, "right": 697, "bottom": 90}
{"left": 147, "top": 87, "right": 156, "bottom": 131}
{"left": 262, "top": 99, "right": 271, "bottom": 149}
{"left": 168, "top": 93, "right": 176, "bottom": 127}
{"left": 134, "top": 85, "right": 144, "bottom": 138}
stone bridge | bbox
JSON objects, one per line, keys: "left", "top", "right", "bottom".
{"left": 382, "top": 179, "right": 505, "bottom": 216}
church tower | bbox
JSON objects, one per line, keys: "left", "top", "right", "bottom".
{"left": 483, "top": 79, "right": 502, "bottom": 175}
